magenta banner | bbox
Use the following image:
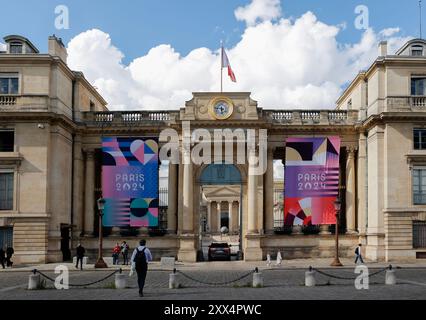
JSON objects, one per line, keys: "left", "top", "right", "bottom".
{"left": 284, "top": 137, "right": 340, "bottom": 226}
{"left": 102, "top": 137, "right": 159, "bottom": 227}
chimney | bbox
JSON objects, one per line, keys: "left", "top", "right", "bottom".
{"left": 48, "top": 35, "right": 67, "bottom": 63}
{"left": 378, "top": 41, "right": 388, "bottom": 56}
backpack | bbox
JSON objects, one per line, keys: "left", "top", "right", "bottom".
{"left": 134, "top": 247, "right": 147, "bottom": 269}
{"left": 355, "top": 247, "right": 359, "bottom": 255}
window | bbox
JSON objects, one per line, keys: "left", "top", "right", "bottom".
{"left": 0, "top": 173, "right": 13, "bottom": 210}
{"left": 347, "top": 99, "right": 352, "bottom": 110}
{"left": 90, "top": 101, "right": 95, "bottom": 111}
{"left": 414, "top": 129, "right": 426, "bottom": 149}
{"left": 0, "top": 131, "right": 14, "bottom": 152}
{"left": 411, "top": 77, "right": 426, "bottom": 96}
{"left": 412, "top": 46, "right": 424, "bottom": 56}
{"left": 413, "top": 221, "right": 426, "bottom": 248}
{"left": 220, "top": 212, "right": 229, "bottom": 229}
{"left": 0, "top": 74, "right": 19, "bottom": 95}
{"left": 413, "top": 168, "right": 426, "bottom": 204}
{"left": 9, "top": 42, "right": 23, "bottom": 54}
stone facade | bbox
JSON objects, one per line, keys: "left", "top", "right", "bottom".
{"left": 1, "top": 35, "right": 426, "bottom": 264}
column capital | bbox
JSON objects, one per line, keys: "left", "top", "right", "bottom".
{"left": 83, "top": 148, "right": 96, "bottom": 159}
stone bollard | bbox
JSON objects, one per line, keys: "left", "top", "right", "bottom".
{"left": 305, "top": 266, "right": 316, "bottom": 287}
{"left": 385, "top": 265, "right": 397, "bottom": 285}
{"left": 252, "top": 268, "right": 263, "bottom": 288}
{"left": 115, "top": 269, "right": 127, "bottom": 289}
{"left": 28, "top": 270, "right": 40, "bottom": 290}
{"left": 169, "top": 269, "right": 180, "bottom": 289}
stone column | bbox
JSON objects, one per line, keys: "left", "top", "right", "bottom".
{"left": 84, "top": 149, "right": 95, "bottom": 236}
{"left": 167, "top": 163, "right": 178, "bottom": 233}
{"left": 228, "top": 201, "right": 233, "bottom": 231}
{"left": 232, "top": 201, "right": 239, "bottom": 232}
{"left": 264, "top": 148, "right": 274, "bottom": 233}
{"left": 346, "top": 147, "right": 357, "bottom": 234}
{"left": 182, "top": 150, "right": 194, "bottom": 233}
{"left": 217, "top": 201, "right": 222, "bottom": 231}
{"left": 247, "top": 148, "right": 258, "bottom": 234}
{"left": 207, "top": 201, "right": 212, "bottom": 232}
{"left": 357, "top": 135, "right": 367, "bottom": 234}
{"left": 72, "top": 135, "right": 84, "bottom": 238}
{"left": 211, "top": 201, "right": 217, "bottom": 232}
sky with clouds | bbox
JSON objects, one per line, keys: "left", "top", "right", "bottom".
{"left": 64, "top": 0, "right": 411, "bottom": 110}
{"left": 0, "top": 0, "right": 420, "bottom": 179}
{"left": 0, "top": 0, "right": 418, "bottom": 111}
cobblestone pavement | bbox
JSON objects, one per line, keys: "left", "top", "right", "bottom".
{"left": 1, "top": 266, "right": 426, "bottom": 300}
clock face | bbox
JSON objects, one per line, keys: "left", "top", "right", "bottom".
{"left": 209, "top": 97, "right": 234, "bottom": 120}
{"left": 214, "top": 102, "right": 229, "bottom": 117}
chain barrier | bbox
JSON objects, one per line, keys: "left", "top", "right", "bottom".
{"left": 311, "top": 265, "right": 393, "bottom": 280}
{"left": 176, "top": 269, "right": 255, "bottom": 286}
{"left": 33, "top": 268, "right": 121, "bottom": 287}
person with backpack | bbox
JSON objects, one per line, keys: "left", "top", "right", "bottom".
{"left": 354, "top": 243, "right": 364, "bottom": 264}
{"left": 121, "top": 241, "right": 129, "bottom": 265}
{"left": 130, "top": 239, "right": 152, "bottom": 297}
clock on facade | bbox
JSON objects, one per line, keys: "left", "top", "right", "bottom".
{"left": 208, "top": 97, "right": 234, "bottom": 120}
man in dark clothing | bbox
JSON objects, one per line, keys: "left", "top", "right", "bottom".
{"left": 5, "top": 247, "right": 14, "bottom": 267}
{"left": 75, "top": 243, "right": 85, "bottom": 270}
{"left": 0, "top": 248, "right": 5, "bottom": 269}
{"left": 130, "top": 239, "right": 152, "bottom": 297}
{"left": 121, "top": 241, "right": 129, "bottom": 265}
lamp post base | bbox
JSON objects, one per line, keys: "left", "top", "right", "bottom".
{"left": 330, "top": 258, "right": 343, "bottom": 267}
{"left": 94, "top": 257, "right": 108, "bottom": 268}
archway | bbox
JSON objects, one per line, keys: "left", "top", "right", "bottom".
{"left": 198, "top": 163, "right": 243, "bottom": 260}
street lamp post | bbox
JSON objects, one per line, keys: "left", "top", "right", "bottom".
{"left": 95, "top": 197, "right": 108, "bottom": 268}
{"left": 330, "top": 199, "right": 343, "bottom": 267}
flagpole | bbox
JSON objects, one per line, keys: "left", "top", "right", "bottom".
{"left": 220, "top": 40, "right": 223, "bottom": 92}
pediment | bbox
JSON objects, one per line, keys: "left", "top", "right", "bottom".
{"left": 202, "top": 185, "right": 240, "bottom": 200}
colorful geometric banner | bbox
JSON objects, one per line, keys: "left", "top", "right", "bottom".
{"left": 102, "top": 137, "right": 159, "bottom": 227}
{"left": 283, "top": 137, "right": 341, "bottom": 226}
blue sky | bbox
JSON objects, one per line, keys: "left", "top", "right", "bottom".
{"left": 0, "top": 0, "right": 421, "bottom": 64}
{"left": 0, "top": 0, "right": 419, "bottom": 111}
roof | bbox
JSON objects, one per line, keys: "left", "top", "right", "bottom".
{"left": 395, "top": 38, "right": 426, "bottom": 55}
{"left": 3, "top": 35, "right": 39, "bottom": 53}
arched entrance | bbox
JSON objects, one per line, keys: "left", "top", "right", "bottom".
{"left": 198, "top": 163, "right": 242, "bottom": 260}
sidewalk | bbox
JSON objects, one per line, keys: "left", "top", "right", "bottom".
{"left": 2, "top": 258, "right": 426, "bottom": 272}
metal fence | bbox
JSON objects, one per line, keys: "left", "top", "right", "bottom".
{"left": 413, "top": 221, "right": 426, "bottom": 248}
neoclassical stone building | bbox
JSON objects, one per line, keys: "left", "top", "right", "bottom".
{"left": 1, "top": 35, "right": 426, "bottom": 264}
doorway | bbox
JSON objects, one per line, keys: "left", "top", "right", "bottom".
{"left": 198, "top": 163, "right": 243, "bottom": 260}
{"left": 60, "top": 225, "right": 71, "bottom": 261}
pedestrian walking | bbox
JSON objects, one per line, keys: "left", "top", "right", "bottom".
{"left": 121, "top": 241, "right": 129, "bottom": 265}
{"left": 0, "top": 247, "right": 5, "bottom": 269}
{"left": 130, "top": 239, "right": 152, "bottom": 297}
{"left": 112, "top": 242, "right": 121, "bottom": 265}
{"left": 354, "top": 243, "right": 364, "bottom": 264}
{"left": 5, "top": 246, "right": 14, "bottom": 268}
{"left": 75, "top": 243, "right": 85, "bottom": 270}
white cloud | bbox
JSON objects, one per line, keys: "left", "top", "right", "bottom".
{"left": 0, "top": 42, "right": 6, "bottom": 52}
{"left": 67, "top": 9, "right": 411, "bottom": 111}
{"left": 234, "top": 0, "right": 282, "bottom": 26}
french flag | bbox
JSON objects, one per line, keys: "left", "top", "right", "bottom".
{"left": 221, "top": 47, "right": 236, "bottom": 82}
